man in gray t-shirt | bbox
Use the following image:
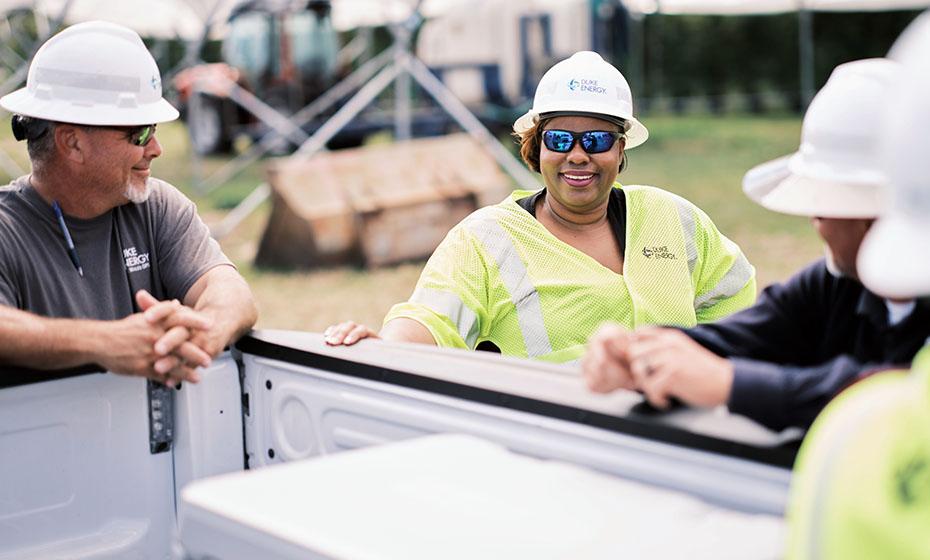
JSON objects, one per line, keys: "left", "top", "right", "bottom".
{"left": 0, "top": 176, "right": 230, "bottom": 321}
{"left": 0, "top": 21, "right": 257, "bottom": 386}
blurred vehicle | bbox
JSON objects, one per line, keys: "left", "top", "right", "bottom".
{"left": 416, "top": 0, "right": 631, "bottom": 131}
{"left": 173, "top": 0, "right": 631, "bottom": 155}
{"left": 173, "top": 0, "right": 340, "bottom": 154}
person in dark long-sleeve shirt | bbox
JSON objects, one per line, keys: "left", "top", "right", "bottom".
{"left": 681, "top": 260, "right": 929, "bottom": 430}
{"left": 582, "top": 59, "right": 927, "bottom": 431}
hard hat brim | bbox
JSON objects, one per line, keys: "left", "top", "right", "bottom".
{"left": 513, "top": 110, "right": 649, "bottom": 149}
{"left": 1, "top": 87, "right": 179, "bottom": 125}
{"left": 742, "top": 154, "right": 884, "bottom": 218}
{"left": 858, "top": 217, "right": 930, "bottom": 298}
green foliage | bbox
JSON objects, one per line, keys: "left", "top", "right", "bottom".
{"left": 636, "top": 10, "right": 921, "bottom": 111}
{"left": 623, "top": 113, "right": 808, "bottom": 239}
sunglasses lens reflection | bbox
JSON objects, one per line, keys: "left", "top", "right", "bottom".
{"left": 581, "top": 132, "right": 618, "bottom": 153}
{"left": 543, "top": 130, "right": 575, "bottom": 152}
{"left": 543, "top": 130, "right": 619, "bottom": 154}
{"left": 132, "top": 125, "right": 155, "bottom": 147}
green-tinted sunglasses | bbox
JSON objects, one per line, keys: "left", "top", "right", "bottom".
{"left": 99, "top": 124, "right": 157, "bottom": 147}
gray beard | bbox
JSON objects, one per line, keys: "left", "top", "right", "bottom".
{"left": 124, "top": 178, "right": 153, "bottom": 204}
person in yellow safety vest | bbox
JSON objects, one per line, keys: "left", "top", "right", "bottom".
{"left": 787, "top": 13, "right": 930, "bottom": 559}
{"left": 323, "top": 51, "right": 756, "bottom": 363}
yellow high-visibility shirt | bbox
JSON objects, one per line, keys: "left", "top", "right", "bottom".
{"left": 385, "top": 184, "right": 756, "bottom": 363}
{"left": 787, "top": 345, "right": 930, "bottom": 559}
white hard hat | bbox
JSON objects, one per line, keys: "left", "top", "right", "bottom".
{"left": 0, "top": 21, "right": 178, "bottom": 125}
{"left": 742, "top": 58, "right": 899, "bottom": 218}
{"left": 513, "top": 51, "right": 649, "bottom": 149}
{"left": 858, "top": 12, "right": 930, "bottom": 298}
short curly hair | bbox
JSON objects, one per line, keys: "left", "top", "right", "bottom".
{"left": 513, "top": 117, "right": 628, "bottom": 174}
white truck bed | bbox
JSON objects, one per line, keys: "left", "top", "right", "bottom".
{"left": 180, "top": 434, "right": 784, "bottom": 560}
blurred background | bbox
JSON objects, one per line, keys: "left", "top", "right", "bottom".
{"left": 0, "top": 0, "right": 925, "bottom": 331}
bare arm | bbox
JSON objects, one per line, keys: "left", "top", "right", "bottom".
{"left": 0, "top": 305, "right": 98, "bottom": 369}
{"left": 380, "top": 317, "right": 436, "bottom": 344}
{"left": 181, "top": 264, "right": 258, "bottom": 357}
{"left": 0, "top": 302, "right": 174, "bottom": 377}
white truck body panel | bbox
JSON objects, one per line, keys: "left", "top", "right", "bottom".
{"left": 180, "top": 434, "right": 785, "bottom": 560}
{"left": 241, "top": 331, "right": 793, "bottom": 515}
{"left": 1, "top": 330, "right": 797, "bottom": 558}
{"left": 0, "top": 356, "right": 242, "bottom": 560}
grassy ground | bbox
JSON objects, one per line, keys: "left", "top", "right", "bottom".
{"left": 0, "top": 114, "right": 820, "bottom": 332}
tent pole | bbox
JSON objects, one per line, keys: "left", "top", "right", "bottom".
{"left": 404, "top": 54, "right": 539, "bottom": 189}
{"left": 198, "top": 48, "right": 393, "bottom": 195}
{"left": 393, "top": 23, "right": 413, "bottom": 141}
{"left": 799, "top": 7, "right": 815, "bottom": 111}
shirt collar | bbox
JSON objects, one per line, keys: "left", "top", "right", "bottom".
{"left": 855, "top": 286, "right": 891, "bottom": 328}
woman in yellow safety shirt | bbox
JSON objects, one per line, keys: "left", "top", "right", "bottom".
{"left": 325, "top": 51, "right": 756, "bottom": 364}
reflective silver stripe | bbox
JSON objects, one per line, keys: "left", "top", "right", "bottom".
{"left": 35, "top": 67, "right": 140, "bottom": 92}
{"left": 805, "top": 383, "right": 902, "bottom": 558}
{"left": 465, "top": 217, "right": 553, "bottom": 357}
{"left": 673, "top": 197, "right": 699, "bottom": 276}
{"left": 694, "top": 252, "right": 754, "bottom": 309}
{"left": 410, "top": 286, "right": 480, "bottom": 348}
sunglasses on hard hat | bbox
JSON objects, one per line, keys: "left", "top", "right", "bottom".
{"left": 542, "top": 129, "right": 622, "bottom": 154}
{"left": 97, "top": 124, "right": 157, "bottom": 147}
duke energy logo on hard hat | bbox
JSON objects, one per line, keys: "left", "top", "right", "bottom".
{"left": 568, "top": 78, "right": 607, "bottom": 95}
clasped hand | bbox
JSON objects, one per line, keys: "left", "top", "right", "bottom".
{"left": 582, "top": 324, "right": 735, "bottom": 410}
{"left": 99, "top": 290, "right": 216, "bottom": 387}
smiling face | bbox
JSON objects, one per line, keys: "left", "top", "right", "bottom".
{"left": 539, "top": 115, "right": 625, "bottom": 218}
{"left": 83, "top": 126, "right": 163, "bottom": 205}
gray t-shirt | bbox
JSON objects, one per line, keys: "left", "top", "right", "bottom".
{"left": 0, "top": 176, "right": 232, "bottom": 320}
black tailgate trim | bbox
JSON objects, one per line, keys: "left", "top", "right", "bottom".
{"left": 0, "top": 364, "right": 104, "bottom": 389}
{"left": 236, "top": 335, "right": 798, "bottom": 468}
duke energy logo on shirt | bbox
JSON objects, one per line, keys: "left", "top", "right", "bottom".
{"left": 123, "top": 246, "right": 151, "bottom": 273}
{"left": 642, "top": 245, "right": 677, "bottom": 260}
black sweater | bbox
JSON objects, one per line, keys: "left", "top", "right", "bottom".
{"left": 682, "top": 259, "right": 930, "bottom": 431}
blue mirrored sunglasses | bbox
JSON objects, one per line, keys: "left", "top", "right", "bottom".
{"left": 542, "top": 129, "right": 622, "bottom": 154}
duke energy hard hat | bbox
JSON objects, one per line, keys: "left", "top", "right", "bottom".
{"left": 742, "top": 58, "right": 899, "bottom": 218}
{"left": 513, "top": 51, "right": 649, "bottom": 149}
{"left": 0, "top": 21, "right": 179, "bottom": 125}
{"left": 858, "top": 13, "right": 930, "bottom": 298}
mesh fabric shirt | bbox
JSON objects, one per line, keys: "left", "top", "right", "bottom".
{"left": 385, "top": 184, "right": 756, "bottom": 363}
{"left": 787, "top": 346, "right": 930, "bottom": 559}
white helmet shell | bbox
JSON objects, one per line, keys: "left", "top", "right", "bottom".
{"left": 513, "top": 51, "right": 649, "bottom": 149}
{"left": 742, "top": 58, "right": 899, "bottom": 218}
{"left": 0, "top": 20, "right": 179, "bottom": 125}
{"left": 858, "top": 12, "right": 930, "bottom": 298}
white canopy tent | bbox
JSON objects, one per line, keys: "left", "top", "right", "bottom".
{"left": 0, "top": 0, "right": 470, "bottom": 39}
{"left": 624, "top": 0, "right": 930, "bottom": 14}
{"left": 1, "top": 0, "right": 926, "bottom": 39}
{"left": 0, "top": 0, "right": 925, "bottom": 117}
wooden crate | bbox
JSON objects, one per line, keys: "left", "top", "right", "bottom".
{"left": 256, "top": 134, "right": 513, "bottom": 269}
